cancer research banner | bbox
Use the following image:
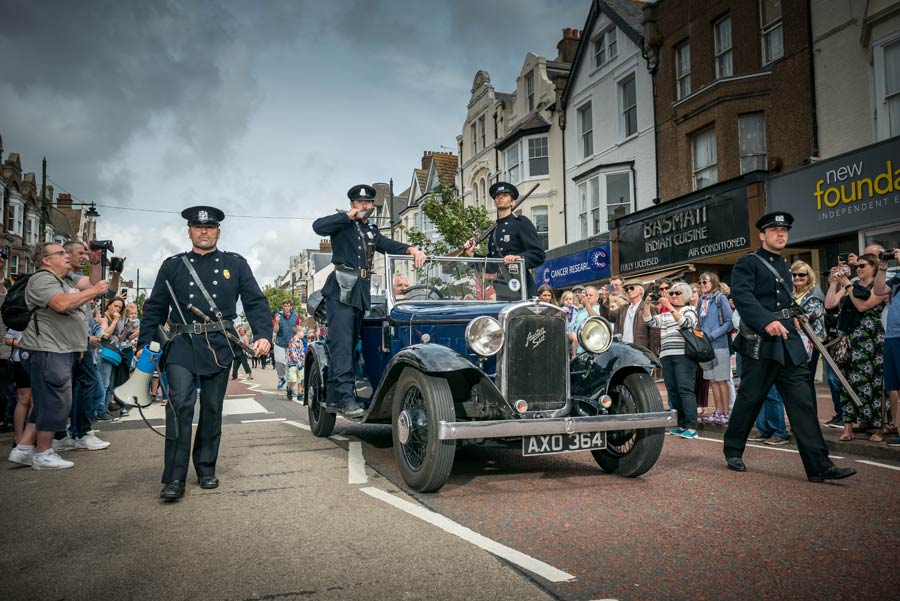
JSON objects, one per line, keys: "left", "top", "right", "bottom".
{"left": 536, "top": 245, "right": 611, "bottom": 288}
{"left": 766, "top": 137, "right": 900, "bottom": 243}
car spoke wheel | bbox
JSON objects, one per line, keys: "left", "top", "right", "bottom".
{"left": 591, "top": 372, "right": 664, "bottom": 477}
{"left": 307, "top": 361, "right": 335, "bottom": 437}
{"left": 392, "top": 368, "right": 456, "bottom": 493}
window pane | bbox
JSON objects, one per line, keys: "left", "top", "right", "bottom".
{"left": 594, "top": 39, "right": 605, "bottom": 67}
{"left": 528, "top": 136, "right": 549, "bottom": 176}
{"left": 715, "top": 18, "right": 733, "bottom": 78}
{"left": 608, "top": 29, "right": 617, "bottom": 59}
{"left": 889, "top": 96, "right": 900, "bottom": 138}
{"left": 579, "top": 104, "right": 593, "bottom": 157}
{"left": 764, "top": 24, "right": 783, "bottom": 63}
{"left": 590, "top": 177, "right": 601, "bottom": 234}
{"left": 578, "top": 182, "right": 588, "bottom": 238}
{"left": 739, "top": 112, "right": 766, "bottom": 174}
{"left": 606, "top": 173, "right": 631, "bottom": 225}
{"left": 885, "top": 41, "right": 900, "bottom": 96}
{"left": 676, "top": 42, "right": 691, "bottom": 98}
{"left": 761, "top": 0, "right": 782, "bottom": 25}
{"left": 532, "top": 206, "right": 549, "bottom": 249}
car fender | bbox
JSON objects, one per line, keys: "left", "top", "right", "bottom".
{"left": 571, "top": 342, "right": 659, "bottom": 399}
{"left": 303, "top": 340, "right": 330, "bottom": 397}
{"left": 367, "top": 344, "right": 493, "bottom": 420}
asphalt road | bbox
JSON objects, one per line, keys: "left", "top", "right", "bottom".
{"left": 3, "top": 367, "right": 899, "bottom": 601}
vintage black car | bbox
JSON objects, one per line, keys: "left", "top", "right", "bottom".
{"left": 305, "top": 256, "right": 675, "bottom": 493}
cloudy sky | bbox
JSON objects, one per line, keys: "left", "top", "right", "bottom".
{"left": 0, "top": 0, "right": 589, "bottom": 292}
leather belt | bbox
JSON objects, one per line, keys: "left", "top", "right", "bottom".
{"left": 334, "top": 264, "right": 369, "bottom": 279}
{"left": 772, "top": 308, "right": 797, "bottom": 320}
{"left": 172, "top": 320, "right": 234, "bottom": 335}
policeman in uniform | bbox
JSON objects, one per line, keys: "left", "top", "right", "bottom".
{"left": 312, "top": 185, "right": 426, "bottom": 416}
{"left": 724, "top": 211, "right": 855, "bottom": 482}
{"left": 464, "top": 182, "right": 545, "bottom": 299}
{"left": 138, "top": 206, "right": 273, "bottom": 500}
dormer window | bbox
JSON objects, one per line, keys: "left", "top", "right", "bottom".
{"left": 593, "top": 27, "right": 617, "bottom": 68}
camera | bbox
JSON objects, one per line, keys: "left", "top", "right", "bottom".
{"left": 879, "top": 249, "right": 897, "bottom": 262}
{"left": 837, "top": 253, "right": 849, "bottom": 263}
{"left": 109, "top": 256, "right": 125, "bottom": 273}
{"left": 840, "top": 265, "right": 851, "bottom": 275}
{"left": 89, "top": 240, "right": 115, "bottom": 252}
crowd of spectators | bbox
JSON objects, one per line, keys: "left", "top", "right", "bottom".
{"left": 542, "top": 243, "right": 900, "bottom": 448}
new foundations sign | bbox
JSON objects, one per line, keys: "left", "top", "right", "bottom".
{"left": 767, "top": 137, "right": 900, "bottom": 243}
{"left": 616, "top": 186, "right": 751, "bottom": 275}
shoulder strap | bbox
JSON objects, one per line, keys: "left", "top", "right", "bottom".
{"left": 750, "top": 252, "right": 803, "bottom": 311}
{"left": 180, "top": 255, "right": 222, "bottom": 319}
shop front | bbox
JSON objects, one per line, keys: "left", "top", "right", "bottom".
{"left": 767, "top": 137, "right": 900, "bottom": 277}
{"left": 611, "top": 173, "right": 766, "bottom": 284}
{"left": 536, "top": 242, "right": 611, "bottom": 291}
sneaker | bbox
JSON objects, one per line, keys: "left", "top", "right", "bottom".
{"left": 120, "top": 408, "right": 130, "bottom": 418}
{"left": 277, "top": 378, "right": 285, "bottom": 390}
{"left": 824, "top": 415, "right": 843, "bottom": 429}
{"left": 719, "top": 413, "right": 731, "bottom": 426}
{"left": 764, "top": 436, "right": 790, "bottom": 446}
{"left": 748, "top": 432, "right": 770, "bottom": 442}
{"left": 701, "top": 413, "right": 719, "bottom": 425}
{"left": 95, "top": 412, "right": 114, "bottom": 422}
{"left": 679, "top": 429, "right": 699, "bottom": 439}
{"left": 52, "top": 436, "right": 77, "bottom": 453}
{"left": 886, "top": 437, "right": 900, "bottom": 447}
{"left": 669, "top": 427, "right": 685, "bottom": 436}
{"left": 8, "top": 446, "right": 34, "bottom": 466}
{"left": 32, "top": 449, "right": 74, "bottom": 470}
{"left": 75, "top": 433, "right": 110, "bottom": 451}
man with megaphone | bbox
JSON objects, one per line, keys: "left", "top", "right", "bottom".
{"left": 135, "top": 206, "right": 272, "bottom": 501}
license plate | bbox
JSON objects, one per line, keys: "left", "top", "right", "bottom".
{"left": 522, "top": 432, "right": 607, "bottom": 456}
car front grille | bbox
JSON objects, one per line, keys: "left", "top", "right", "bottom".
{"left": 499, "top": 305, "right": 568, "bottom": 413}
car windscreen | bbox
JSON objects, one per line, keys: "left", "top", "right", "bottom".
{"left": 387, "top": 256, "right": 527, "bottom": 303}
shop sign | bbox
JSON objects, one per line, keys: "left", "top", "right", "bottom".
{"left": 767, "top": 137, "right": 900, "bottom": 243}
{"left": 617, "top": 190, "right": 750, "bottom": 275}
{"left": 536, "top": 244, "right": 610, "bottom": 288}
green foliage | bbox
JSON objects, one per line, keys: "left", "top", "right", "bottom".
{"left": 135, "top": 293, "right": 146, "bottom": 317}
{"left": 261, "top": 285, "right": 306, "bottom": 317}
{"left": 405, "top": 184, "right": 492, "bottom": 257}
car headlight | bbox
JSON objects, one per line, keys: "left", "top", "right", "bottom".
{"left": 465, "top": 316, "right": 504, "bottom": 356}
{"left": 577, "top": 316, "right": 612, "bottom": 354}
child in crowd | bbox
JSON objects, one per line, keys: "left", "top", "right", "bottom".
{"left": 286, "top": 325, "right": 308, "bottom": 401}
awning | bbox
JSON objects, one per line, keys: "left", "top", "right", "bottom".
{"left": 627, "top": 264, "right": 696, "bottom": 284}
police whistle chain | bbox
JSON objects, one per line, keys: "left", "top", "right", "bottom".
{"left": 448, "top": 182, "right": 540, "bottom": 257}
{"left": 185, "top": 303, "right": 258, "bottom": 357}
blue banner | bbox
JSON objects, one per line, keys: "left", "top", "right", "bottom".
{"left": 535, "top": 244, "right": 611, "bottom": 289}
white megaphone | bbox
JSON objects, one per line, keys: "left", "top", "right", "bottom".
{"left": 114, "top": 341, "right": 162, "bottom": 408}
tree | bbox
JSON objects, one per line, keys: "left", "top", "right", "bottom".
{"left": 135, "top": 293, "right": 146, "bottom": 317}
{"left": 405, "top": 184, "right": 492, "bottom": 256}
{"left": 262, "top": 284, "right": 302, "bottom": 316}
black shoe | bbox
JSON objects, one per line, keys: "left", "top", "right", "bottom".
{"left": 824, "top": 415, "right": 843, "bottom": 429}
{"left": 160, "top": 481, "right": 185, "bottom": 500}
{"left": 324, "top": 402, "right": 341, "bottom": 413}
{"left": 808, "top": 465, "right": 856, "bottom": 483}
{"left": 286, "top": 388, "right": 293, "bottom": 401}
{"left": 343, "top": 403, "right": 366, "bottom": 418}
{"left": 198, "top": 475, "right": 219, "bottom": 489}
{"left": 726, "top": 457, "right": 747, "bottom": 472}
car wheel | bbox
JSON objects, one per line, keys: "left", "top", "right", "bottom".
{"left": 391, "top": 368, "right": 456, "bottom": 493}
{"left": 591, "top": 372, "right": 664, "bottom": 477}
{"left": 307, "top": 360, "right": 335, "bottom": 438}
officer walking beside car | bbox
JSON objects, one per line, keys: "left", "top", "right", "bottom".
{"left": 463, "top": 182, "right": 545, "bottom": 300}
{"left": 312, "top": 185, "right": 426, "bottom": 417}
{"left": 723, "top": 211, "right": 855, "bottom": 483}
{"left": 138, "top": 206, "right": 272, "bottom": 501}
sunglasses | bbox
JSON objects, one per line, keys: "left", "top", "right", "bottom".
{"left": 625, "top": 286, "right": 637, "bottom": 292}
{"left": 857, "top": 263, "right": 872, "bottom": 269}
{"left": 699, "top": 280, "right": 711, "bottom": 284}
{"left": 669, "top": 291, "right": 683, "bottom": 296}
{"left": 791, "top": 272, "right": 808, "bottom": 278}
{"left": 659, "top": 286, "right": 670, "bottom": 291}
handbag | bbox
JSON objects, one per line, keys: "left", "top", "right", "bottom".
{"left": 680, "top": 326, "right": 715, "bottom": 363}
{"left": 99, "top": 340, "right": 122, "bottom": 366}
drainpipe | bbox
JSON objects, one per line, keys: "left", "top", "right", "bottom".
{"left": 559, "top": 113, "right": 568, "bottom": 243}
{"left": 493, "top": 110, "right": 499, "bottom": 182}
{"left": 806, "top": 0, "right": 820, "bottom": 158}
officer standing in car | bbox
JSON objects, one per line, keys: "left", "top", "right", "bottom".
{"left": 723, "top": 211, "right": 855, "bottom": 483}
{"left": 138, "top": 206, "right": 272, "bottom": 501}
{"left": 312, "top": 185, "right": 426, "bottom": 417}
{"left": 463, "top": 182, "right": 545, "bottom": 299}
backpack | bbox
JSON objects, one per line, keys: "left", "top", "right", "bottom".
{"left": 1, "top": 273, "right": 38, "bottom": 332}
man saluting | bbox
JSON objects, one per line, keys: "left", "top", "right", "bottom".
{"left": 313, "top": 185, "right": 426, "bottom": 417}
{"left": 138, "top": 206, "right": 272, "bottom": 501}
{"left": 463, "top": 182, "right": 545, "bottom": 299}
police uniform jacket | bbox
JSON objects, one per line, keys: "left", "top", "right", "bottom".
{"left": 312, "top": 212, "right": 410, "bottom": 311}
{"left": 137, "top": 249, "right": 273, "bottom": 375}
{"left": 730, "top": 248, "right": 807, "bottom": 366}
{"left": 479, "top": 214, "right": 546, "bottom": 293}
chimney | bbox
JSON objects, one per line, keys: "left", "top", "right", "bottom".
{"left": 556, "top": 28, "right": 582, "bottom": 64}
{"left": 319, "top": 239, "right": 332, "bottom": 253}
{"left": 421, "top": 150, "right": 434, "bottom": 172}
{"left": 57, "top": 193, "right": 73, "bottom": 209}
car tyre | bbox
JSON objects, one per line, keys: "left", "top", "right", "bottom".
{"left": 591, "top": 372, "right": 664, "bottom": 477}
{"left": 307, "top": 360, "right": 335, "bottom": 438}
{"left": 392, "top": 368, "right": 456, "bottom": 493}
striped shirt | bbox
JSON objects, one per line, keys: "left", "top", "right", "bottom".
{"left": 644, "top": 307, "right": 699, "bottom": 358}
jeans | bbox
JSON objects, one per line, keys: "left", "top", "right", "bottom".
{"left": 661, "top": 354, "right": 699, "bottom": 430}
{"left": 822, "top": 358, "right": 842, "bottom": 416}
{"left": 755, "top": 386, "right": 788, "bottom": 439}
{"left": 70, "top": 351, "right": 99, "bottom": 438}
{"left": 96, "top": 360, "right": 115, "bottom": 415}
{"left": 92, "top": 362, "right": 107, "bottom": 416}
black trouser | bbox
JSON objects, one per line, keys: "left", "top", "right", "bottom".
{"left": 324, "top": 296, "right": 363, "bottom": 407}
{"left": 724, "top": 354, "right": 832, "bottom": 477}
{"left": 231, "top": 354, "right": 251, "bottom": 378}
{"left": 69, "top": 351, "right": 99, "bottom": 438}
{"left": 0, "top": 359, "right": 12, "bottom": 424}
{"left": 162, "top": 364, "right": 229, "bottom": 483}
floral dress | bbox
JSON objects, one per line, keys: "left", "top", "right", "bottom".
{"left": 840, "top": 296, "right": 886, "bottom": 427}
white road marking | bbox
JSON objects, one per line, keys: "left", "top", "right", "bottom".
{"left": 284, "top": 420, "right": 311, "bottom": 431}
{"left": 348, "top": 442, "right": 368, "bottom": 484}
{"left": 360, "top": 487, "right": 576, "bottom": 583}
{"left": 855, "top": 459, "right": 900, "bottom": 471}
{"left": 240, "top": 418, "right": 287, "bottom": 424}
{"left": 330, "top": 434, "right": 348, "bottom": 441}
{"left": 695, "top": 436, "right": 843, "bottom": 458}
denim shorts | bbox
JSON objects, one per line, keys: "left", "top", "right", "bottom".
{"left": 702, "top": 347, "right": 732, "bottom": 382}
{"left": 24, "top": 350, "right": 76, "bottom": 431}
